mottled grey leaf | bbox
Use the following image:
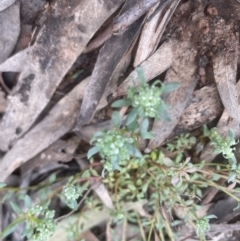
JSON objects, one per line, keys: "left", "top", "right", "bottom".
{"left": 0, "top": 0, "right": 16, "bottom": 11}
{"left": 0, "top": 0, "right": 124, "bottom": 151}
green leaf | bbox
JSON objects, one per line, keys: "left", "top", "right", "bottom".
{"left": 140, "top": 117, "right": 154, "bottom": 139}
{"left": 0, "top": 182, "right": 6, "bottom": 188}
{"left": 87, "top": 146, "right": 100, "bottom": 159}
{"left": 137, "top": 106, "right": 144, "bottom": 117}
{"left": 212, "top": 173, "right": 220, "bottom": 181}
{"left": 0, "top": 217, "right": 23, "bottom": 239}
{"left": 196, "top": 189, "right": 202, "bottom": 197}
{"left": 126, "top": 119, "right": 139, "bottom": 133}
{"left": 24, "top": 195, "right": 32, "bottom": 209}
{"left": 228, "top": 171, "right": 236, "bottom": 183}
{"left": 206, "top": 214, "right": 217, "bottom": 219}
{"left": 162, "top": 157, "right": 173, "bottom": 167}
{"left": 68, "top": 199, "right": 78, "bottom": 210}
{"left": 111, "top": 99, "right": 132, "bottom": 108}
{"left": 229, "top": 129, "right": 235, "bottom": 139}
{"left": 21, "top": 228, "right": 34, "bottom": 238}
{"left": 126, "top": 144, "right": 142, "bottom": 158}
{"left": 136, "top": 67, "right": 146, "bottom": 84}
{"left": 10, "top": 202, "right": 23, "bottom": 215}
{"left": 126, "top": 108, "right": 138, "bottom": 126}
{"left": 141, "top": 131, "right": 154, "bottom": 139}
{"left": 162, "top": 82, "right": 181, "bottom": 93}
{"left": 111, "top": 156, "right": 121, "bottom": 171}
{"left": 111, "top": 111, "right": 121, "bottom": 129}
{"left": 2, "top": 191, "right": 14, "bottom": 203}
{"left": 158, "top": 105, "right": 170, "bottom": 121}
{"left": 48, "top": 173, "right": 57, "bottom": 184}
{"left": 140, "top": 117, "right": 149, "bottom": 134}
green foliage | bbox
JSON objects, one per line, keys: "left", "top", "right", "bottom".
{"left": 167, "top": 133, "right": 196, "bottom": 152}
{"left": 111, "top": 68, "right": 180, "bottom": 124}
{"left": 203, "top": 126, "right": 237, "bottom": 161}
{"left": 203, "top": 125, "right": 239, "bottom": 182}
{"left": 3, "top": 68, "right": 240, "bottom": 241}
{"left": 195, "top": 215, "right": 217, "bottom": 240}
{"left": 89, "top": 68, "right": 180, "bottom": 174}
{"left": 1, "top": 199, "right": 56, "bottom": 241}
{"left": 61, "top": 177, "right": 88, "bottom": 210}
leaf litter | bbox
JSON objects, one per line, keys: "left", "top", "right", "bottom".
{"left": 1, "top": 0, "right": 240, "bottom": 240}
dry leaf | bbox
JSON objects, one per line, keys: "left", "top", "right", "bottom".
{"left": 0, "top": 2, "right": 20, "bottom": 64}
{"left": 213, "top": 37, "right": 240, "bottom": 120}
{"left": 113, "top": 0, "right": 159, "bottom": 34}
{"left": 0, "top": 0, "right": 124, "bottom": 151}
{"left": 115, "top": 39, "right": 175, "bottom": 97}
{"left": 146, "top": 41, "right": 198, "bottom": 151}
{"left": 134, "top": 0, "right": 180, "bottom": 66}
{"left": 0, "top": 0, "right": 17, "bottom": 11}
{"left": 76, "top": 10, "right": 144, "bottom": 127}
{"left": 0, "top": 78, "right": 89, "bottom": 182}
{"left": 168, "top": 84, "right": 223, "bottom": 140}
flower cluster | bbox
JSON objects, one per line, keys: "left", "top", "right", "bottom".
{"left": 62, "top": 182, "right": 84, "bottom": 210}
{"left": 127, "top": 82, "right": 164, "bottom": 118}
{"left": 89, "top": 128, "right": 139, "bottom": 173}
{"left": 203, "top": 126, "right": 237, "bottom": 160}
{"left": 96, "top": 129, "right": 134, "bottom": 162}
{"left": 25, "top": 205, "right": 55, "bottom": 241}
{"left": 195, "top": 215, "right": 216, "bottom": 238}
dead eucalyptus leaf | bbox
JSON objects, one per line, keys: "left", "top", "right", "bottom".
{"left": 48, "top": 208, "right": 111, "bottom": 241}
{"left": 97, "top": 41, "right": 134, "bottom": 110}
{"left": 146, "top": 41, "right": 198, "bottom": 151}
{"left": 91, "top": 181, "right": 114, "bottom": 209}
{"left": 200, "top": 79, "right": 240, "bottom": 163}
{"left": 0, "top": 78, "right": 89, "bottom": 182}
{"left": 76, "top": 15, "right": 144, "bottom": 127}
{"left": 0, "top": 88, "right": 7, "bottom": 112}
{"left": 115, "top": 39, "right": 175, "bottom": 97}
{"left": 0, "top": 2, "right": 20, "bottom": 64}
{"left": 134, "top": 0, "right": 180, "bottom": 66}
{"left": 113, "top": 0, "right": 159, "bottom": 34}
{"left": 0, "top": 0, "right": 17, "bottom": 11}
{"left": 0, "top": 0, "right": 124, "bottom": 151}
{"left": 20, "top": 0, "right": 46, "bottom": 24}
{"left": 0, "top": 47, "right": 33, "bottom": 72}
{"left": 212, "top": 31, "right": 239, "bottom": 120}
{"left": 20, "top": 136, "right": 80, "bottom": 175}
{"left": 168, "top": 84, "right": 223, "bottom": 140}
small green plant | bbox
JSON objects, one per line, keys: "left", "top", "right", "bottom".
{"left": 203, "top": 126, "right": 239, "bottom": 182}
{"left": 2, "top": 68, "right": 240, "bottom": 241}
{"left": 195, "top": 215, "right": 217, "bottom": 239}
{"left": 167, "top": 133, "right": 196, "bottom": 152}
{"left": 61, "top": 176, "right": 87, "bottom": 210}
{"left": 0, "top": 195, "right": 55, "bottom": 241}
{"left": 88, "top": 68, "right": 180, "bottom": 175}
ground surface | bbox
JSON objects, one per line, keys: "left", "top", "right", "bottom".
{"left": 1, "top": 0, "right": 240, "bottom": 240}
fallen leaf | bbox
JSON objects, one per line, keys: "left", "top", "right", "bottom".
{"left": 76, "top": 6, "right": 144, "bottom": 127}
{"left": 146, "top": 40, "right": 198, "bottom": 151}
{"left": 213, "top": 36, "right": 240, "bottom": 120}
{"left": 0, "top": 2, "right": 20, "bottom": 64}
{"left": 0, "top": 0, "right": 124, "bottom": 151}
{"left": 20, "top": 136, "right": 80, "bottom": 175}
{"left": 167, "top": 84, "right": 223, "bottom": 141}
{"left": 113, "top": 0, "right": 159, "bottom": 34}
{"left": 115, "top": 39, "right": 175, "bottom": 97}
{"left": 0, "top": 78, "right": 89, "bottom": 182}
{"left": 134, "top": 0, "right": 180, "bottom": 66}
{"left": 20, "top": 0, "right": 46, "bottom": 24}
{"left": 0, "top": 0, "right": 17, "bottom": 11}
